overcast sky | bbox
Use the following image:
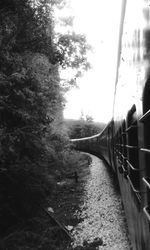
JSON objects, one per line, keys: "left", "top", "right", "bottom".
{"left": 62, "top": 0, "right": 123, "bottom": 122}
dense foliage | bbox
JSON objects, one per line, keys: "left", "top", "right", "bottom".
{"left": 0, "top": 2, "right": 93, "bottom": 250}
{"left": 0, "top": 0, "right": 64, "bottom": 233}
{"left": 0, "top": 0, "right": 91, "bottom": 245}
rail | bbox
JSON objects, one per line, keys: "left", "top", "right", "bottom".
{"left": 139, "top": 110, "right": 150, "bottom": 123}
{"left": 126, "top": 160, "right": 141, "bottom": 172}
{"left": 42, "top": 207, "right": 73, "bottom": 240}
{"left": 140, "top": 148, "right": 150, "bottom": 154}
{"left": 143, "top": 206, "right": 150, "bottom": 222}
{"left": 142, "top": 177, "right": 150, "bottom": 189}
{"left": 126, "top": 125, "right": 137, "bottom": 132}
{"left": 127, "top": 176, "right": 140, "bottom": 194}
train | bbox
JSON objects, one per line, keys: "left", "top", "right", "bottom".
{"left": 71, "top": 1, "right": 150, "bottom": 250}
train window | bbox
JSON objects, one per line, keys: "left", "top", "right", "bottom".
{"left": 126, "top": 105, "right": 140, "bottom": 194}
{"left": 118, "top": 127, "right": 122, "bottom": 158}
{"left": 122, "top": 120, "right": 127, "bottom": 166}
{"left": 116, "top": 131, "right": 120, "bottom": 155}
{"left": 120, "top": 126, "right": 124, "bottom": 161}
{"left": 142, "top": 78, "right": 150, "bottom": 203}
{"left": 115, "top": 125, "right": 125, "bottom": 174}
{"left": 116, "top": 121, "right": 128, "bottom": 176}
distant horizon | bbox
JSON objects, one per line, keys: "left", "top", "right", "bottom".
{"left": 63, "top": 116, "right": 108, "bottom": 125}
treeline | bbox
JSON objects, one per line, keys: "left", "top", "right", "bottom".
{"left": 65, "top": 118, "right": 106, "bottom": 139}
{"left": 0, "top": 0, "right": 90, "bottom": 247}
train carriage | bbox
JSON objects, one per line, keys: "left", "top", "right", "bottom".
{"left": 113, "top": 1, "right": 150, "bottom": 249}
{"left": 71, "top": 1, "right": 150, "bottom": 249}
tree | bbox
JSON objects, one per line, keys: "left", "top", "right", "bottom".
{"left": 0, "top": 0, "right": 64, "bottom": 159}
{"left": 58, "top": 32, "right": 91, "bottom": 70}
{"left": 86, "top": 114, "right": 94, "bottom": 123}
{"left": 0, "top": 0, "right": 66, "bottom": 223}
{"left": 53, "top": 4, "right": 92, "bottom": 89}
{"left": 58, "top": 33, "right": 91, "bottom": 88}
{"left": 0, "top": 0, "right": 92, "bottom": 238}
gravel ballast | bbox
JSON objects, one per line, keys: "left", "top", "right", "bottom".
{"left": 72, "top": 154, "right": 131, "bottom": 250}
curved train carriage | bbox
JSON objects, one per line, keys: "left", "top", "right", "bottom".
{"left": 71, "top": 1, "right": 150, "bottom": 250}
{"left": 71, "top": 122, "right": 114, "bottom": 167}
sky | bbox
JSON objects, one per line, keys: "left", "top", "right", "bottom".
{"left": 60, "top": 0, "right": 123, "bottom": 122}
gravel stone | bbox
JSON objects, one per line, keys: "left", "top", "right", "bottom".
{"left": 72, "top": 154, "right": 131, "bottom": 250}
